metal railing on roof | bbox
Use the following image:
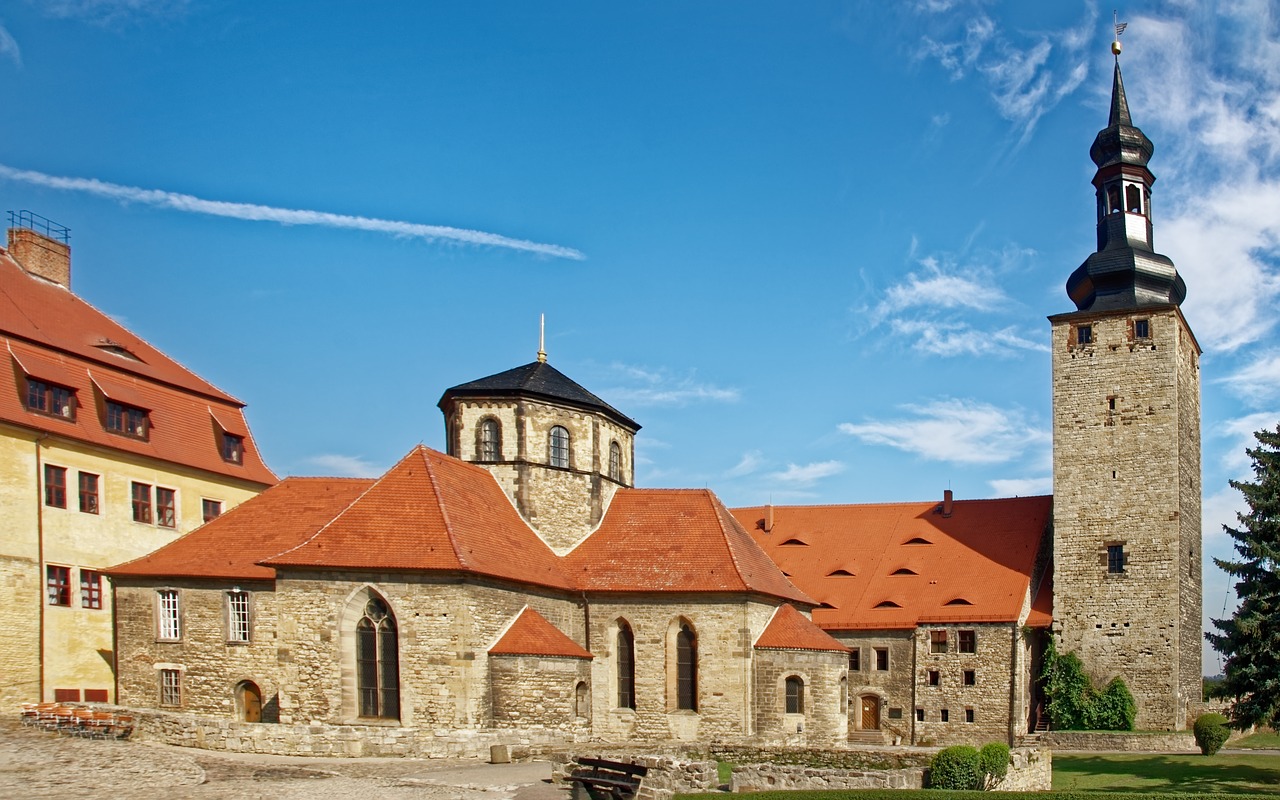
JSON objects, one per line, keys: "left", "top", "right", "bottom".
{"left": 7, "top": 210, "right": 70, "bottom": 244}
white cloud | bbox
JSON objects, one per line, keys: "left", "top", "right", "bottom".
{"left": 839, "top": 398, "right": 1048, "bottom": 464}
{"left": 0, "top": 163, "right": 585, "bottom": 260}
{"left": 1202, "top": 485, "right": 1248, "bottom": 551}
{"left": 0, "top": 25, "right": 19, "bottom": 67}
{"left": 768, "top": 461, "right": 845, "bottom": 485}
{"left": 1218, "top": 350, "right": 1280, "bottom": 405}
{"left": 876, "top": 262, "right": 1008, "bottom": 317}
{"left": 305, "top": 454, "right": 380, "bottom": 478}
{"left": 889, "top": 319, "right": 1048, "bottom": 358}
{"left": 988, "top": 476, "right": 1052, "bottom": 497}
{"left": 1217, "top": 412, "right": 1280, "bottom": 475}
{"left": 602, "top": 362, "right": 739, "bottom": 406}
{"left": 725, "top": 450, "right": 764, "bottom": 478}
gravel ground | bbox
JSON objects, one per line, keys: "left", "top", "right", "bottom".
{"left": 1, "top": 716, "right": 569, "bottom": 800}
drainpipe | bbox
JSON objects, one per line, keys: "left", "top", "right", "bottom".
{"left": 34, "top": 432, "right": 49, "bottom": 701}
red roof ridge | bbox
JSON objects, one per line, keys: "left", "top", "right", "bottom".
{"left": 755, "top": 604, "right": 850, "bottom": 652}
{"left": 416, "top": 445, "right": 469, "bottom": 569}
{"left": 260, "top": 463, "right": 395, "bottom": 565}
{"left": 731, "top": 495, "right": 1052, "bottom": 512}
{"left": 488, "top": 606, "right": 593, "bottom": 659}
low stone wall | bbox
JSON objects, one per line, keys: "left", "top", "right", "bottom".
{"left": 1042, "top": 731, "right": 1196, "bottom": 752}
{"left": 113, "top": 705, "right": 577, "bottom": 759}
{"left": 992, "top": 747, "right": 1052, "bottom": 791}
{"left": 731, "top": 747, "right": 1049, "bottom": 793}
{"left": 551, "top": 752, "right": 719, "bottom": 800}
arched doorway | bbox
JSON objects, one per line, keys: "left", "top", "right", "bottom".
{"left": 859, "top": 695, "right": 880, "bottom": 731}
{"left": 236, "top": 680, "right": 263, "bottom": 722}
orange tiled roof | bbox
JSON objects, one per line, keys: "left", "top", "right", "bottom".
{"left": 755, "top": 604, "right": 850, "bottom": 652}
{"left": 1026, "top": 566, "right": 1054, "bottom": 628}
{"left": 0, "top": 251, "right": 276, "bottom": 484}
{"left": 263, "top": 446, "right": 575, "bottom": 590}
{"left": 489, "top": 607, "right": 592, "bottom": 658}
{"left": 730, "top": 496, "right": 1051, "bottom": 630}
{"left": 108, "top": 477, "right": 374, "bottom": 580}
{"left": 564, "top": 489, "right": 815, "bottom": 604}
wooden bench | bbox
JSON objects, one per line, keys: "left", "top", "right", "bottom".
{"left": 569, "top": 757, "right": 648, "bottom": 800}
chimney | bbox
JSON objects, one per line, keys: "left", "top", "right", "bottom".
{"left": 764, "top": 504, "right": 775, "bottom": 533}
{"left": 942, "top": 489, "right": 954, "bottom": 518}
{"left": 7, "top": 212, "right": 71, "bottom": 289}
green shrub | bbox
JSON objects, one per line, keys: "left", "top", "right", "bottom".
{"left": 1040, "top": 638, "right": 1136, "bottom": 731}
{"left": 928, "top": 745, "right": 981, "bottom": 790}
{"left": 1086, "top": 677, "right": 1137, "bottom": 730}
{"left": 978, "top": 742, "right": 1010, "bottom": 785}
{"left": 1194, "top": 712, "right": 1231, "bottom": 755}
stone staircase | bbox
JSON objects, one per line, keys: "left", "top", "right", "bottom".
{"left": 847, "top": 729, "right": 886, "bottom": 745}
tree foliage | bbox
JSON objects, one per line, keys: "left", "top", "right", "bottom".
{"left": 1040, "top": 637, "right": 1135, "bottom": 730}
{"left": 1193, "top": 712, "right": 1231, "bottom": 756}
{"left": 928, "top": 745, "right": 982, "bottom": 790}
{"left": 1207, "top": 424, "right": 1280, "bottom": 730}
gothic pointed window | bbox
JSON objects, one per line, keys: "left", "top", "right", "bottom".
{"left": 479, "top": 418, "right": 501, "bottom": 461}
{"left": 356, "top": 597, "right": 400, "bottom": 719}
{"left": 675, "top": 622, "right": 697, "bottom": 711}
{"left": 608, "top": 440, "right": 622, "bottom": 481}
{"left": 549, "top": 425, "right": 570, "bottom": 468}
{"left": 617, "top": 621, "right": 636, "bottom": 710}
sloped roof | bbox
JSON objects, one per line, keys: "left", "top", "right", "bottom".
{"left": 0, "top": 250, "right": 276, "bottom": 485}
{"left": 755, "top": 604, "right": 849, "bottom": 652}
{"left": 109, "top": 477, "right": 373, "bottom": 580}
{"left": 564, "top": 488, "right": 815, "bottom": 604}
{"left": 438, "top": 360, "right": 639, "bottom": 432}
{"left": 263, "top": 446, "right": 574, "bottom": 590}
{"left": 1026, "top": 566, "right": 1054, "bottom": 629}
{"left": 730, "top": 496, "right": 1051, "bottom": 630}
{"left": 489, "top": 607, "right": 592, "bottom": 658}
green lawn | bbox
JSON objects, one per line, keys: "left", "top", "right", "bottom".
{"left": 1233, "top": 730, "right": 1280, "bottom": 750}
{"left": 1053, "top": 752, "right": 1280, "bottom": 795}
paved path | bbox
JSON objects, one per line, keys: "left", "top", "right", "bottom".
{"left": 0, "top": 717, "right": 569, "bottom": 800}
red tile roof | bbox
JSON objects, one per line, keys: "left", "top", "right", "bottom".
{"left": 564, "top": 489, "right": 815, "bottom": 604}
{"left": 755, "top": 604, "right": 850, "bottom": 652}
{"left": 263, "top": 446, "right": 575, "bottom": 590}
{"left": 489, "top": 607, "right": 592, "bottom": 658}
{"left": 730, "top": 496, "right": 1051, "bottom": 630}
{"left": 1026, "top": 567, "right": 1054, "bottom": 628}
{"left": 108, "top": 477, "right": 374, "bottom": 580}
{"left": 0, "top": 251, "right": 276, "bottom": 484}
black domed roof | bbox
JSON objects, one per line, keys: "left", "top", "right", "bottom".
{"left": 438, "top": 361, "right": 640, "bottom": 432}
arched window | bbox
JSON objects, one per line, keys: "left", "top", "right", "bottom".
{"left": 608, "top": 441, "right": 622, "bottom": 482}
{"left": 676, "top": 623, "right": 697, "bottom": 711}
{"left": 617, "top": 622, "right": 636, "bottom": 709}
{"left": 785, "top": 676, "right": 804, "bottom": 714}
{"left": 1126, "top": 184, "right": 1142, "bottom": 214}
{"left": 478, "top": 418, "right": 501, "bottom": 461}
{"left": 549, "top": 425, "right": 570, "bottom": 468}
{"left": 575, "top": 681, "right": 589, "bottom": 717}
{"left": 1107, "top": 184, "right": 1122, "bottom": 214}
{"left": 356, "top": 597, "right": 400, "bottom": 719}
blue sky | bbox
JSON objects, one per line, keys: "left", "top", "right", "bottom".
{"left": 2, "top": 1, "right": 1278, "bottom": 674}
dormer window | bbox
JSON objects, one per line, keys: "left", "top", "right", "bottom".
{"left": 106, "top": 401, "right": 149, "bottom": 439}
{"left": 549, "top": 425, "right": 570, "bottom": 468}
{"left": 26, "top": 378, "right": 76, "bottom": 419}
{"left": 221, "top": 431, "right": 244, "bottom": 464}
{"left": 94, "top": 340, "right": 142, "bottom": 362}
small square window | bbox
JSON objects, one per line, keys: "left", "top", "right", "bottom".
{"left": 80, "top": 570, "right": 103, "bottom": 610}
{"left": 941, "top": 708, "right": 950, "bottom": 723}
{"left": 1108, "top": 544, "right": 1126, "bottom": 574}
{"left": 79, "top": 472, "right": 99, "bottom": 514}
{"left": 46, "top": 565, "right": 71, "bottom": 606}
{"left": 159, "top": 668, "right": 182, "bottom": 706}
{"left": 221, "top": 432, "right": 244, "bottom": 464}
{"left": 1077, "top": 324, "right": 1093, "bottom": 345}
{"left": 875, "top": 648, "right": 889, "bottom": 671}
{"left": 930, "top": 629, "right": 948, "bottom": 653}
{"left": 915, "top": 708, "right": 924, "bottom": 722}
{"left": 44, "top": 465, "right": 67, "bottom": 508}
{"left": 848, "top": 648, "right": 861, "bottom": 672}
{"left": 888, "top": 707, "right": 903, "bottom": 720}
{"left": 965, "top": 708, "right": 975, "bottom": 723}
{"left": 928, "top": 670, "right": 940, "bottom": 686}
{"left": 963, "top": 669, "right": 976, "bottom": 686}
{"left": 202, "top": 498, "right": 223, "bottom": 523}
{"left": 1134, "top": 319, "right": 1150, "bottom": 339}
{"left": 958, "top": 630, "right": 975, "bottom": 653}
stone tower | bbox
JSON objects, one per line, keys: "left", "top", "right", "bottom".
{"left": 1050, "top": 55, "right": 1202, "bottom": 730}
{"left": 437, "top": 354, "right": 640, "bottom": 552}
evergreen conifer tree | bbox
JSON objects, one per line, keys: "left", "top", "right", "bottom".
{"left": 1207, "top": 424, "right": 1280, "bottom": 728}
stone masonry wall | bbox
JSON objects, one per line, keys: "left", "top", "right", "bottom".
{"left": 753, "top": 647, "right": 849, "bottom": 747}
{"left": 1051, "top": 308, "right": 1198, "bottom": 729}
{"left": 832, "top": 629, "right": 913, "bottom": 742}
{"left": 489, "top": 653, "right": 592, "bottom": 733}
{"left": 729, "top": 747, "right": 1049, "bottom": 793}
{"left": 913, "top": 622, "right": 1021, "bottom": 746}
{"left": 115, "top": 580, "right": 281, "bottom": 718}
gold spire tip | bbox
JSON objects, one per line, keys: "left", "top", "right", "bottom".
{"left": 536, "top": 314, "right": 547, "bottom": 363}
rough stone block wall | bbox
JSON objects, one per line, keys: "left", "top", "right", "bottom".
{"left": 752, "top": 647, "right": 849, "bottom": 746}
{"left": 913, "top": 623, "right": 1020, "bottom": 746}
{"left": 489, "top": 653, "right": 591, "bottom": 732}
{"left": 833, "top": 629, "right": 913, "bottom": 741}
{"left": 0, "top": 554, "right": 40, "bottom": 705}
{"left": 1051, "top": 308, "right": 1200, "bottom": 730}
{"left": 552, "top": 753, "right": 720, "bottom": 800}
{"left": 1043, "top": 730, "right": 1195, "bottom": 751}
{"left": 275, "top": 572, "right": 582, "bottom": 728}
{"left": 114, "top": 580, "right": 281, "bottom": 718}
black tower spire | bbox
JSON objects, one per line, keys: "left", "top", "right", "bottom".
{"left": 1065, "top": 59, "right": 1186, "bottom": 311}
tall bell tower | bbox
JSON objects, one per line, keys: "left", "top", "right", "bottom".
{"left": 1050, "top": 41, "right": 1202, "bottom": 730}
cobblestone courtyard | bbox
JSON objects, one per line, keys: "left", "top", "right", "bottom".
{"left": 0, "top": 717, "right": 567, "bottom": 799}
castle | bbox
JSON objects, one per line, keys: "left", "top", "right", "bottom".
{"left": 90, "top": 53, "right": 1205, "bottom": 750}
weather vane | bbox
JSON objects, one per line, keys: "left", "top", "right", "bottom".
{"left": 1112, "top": 10, "right": 1127, "bottom": 57}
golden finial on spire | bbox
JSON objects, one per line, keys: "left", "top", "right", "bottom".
{"left": 1112, "top": 10, "right": 1127, "bottom": 56}
{"left": 537, "top": 313, "right": 547, "bottom": 363}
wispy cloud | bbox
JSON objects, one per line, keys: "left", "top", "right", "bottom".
{"left": 875, "top": 259, "right": 1008, "bottom": 318}
{"left": 1218, "top": 350, "right": 1280, "bottom": 406}
{"left": 304, "top": 453, "right": 381, "bottom": 478}
{"left": 839, "top": 398, "right": 1048, "bottom": 464}
{"left": 725, "top": 450, "right": 764, "bottom": 478}
{"left": 768, "top": 461, "right": 845, "bottom": 485}
{"left": 0, "top": 163, "right": 585, "bottom": 260}
{"left": 889, "top": 319, "right": 1047, "bottom": 358}
{"left": 0, "top": 24, "right": 19, "bottom": 67}
{"left": 988, "top": 476, "right": 1052, "bottom": 497}
{"left": 601, "top": 362, "right": 739, "bottom": 406}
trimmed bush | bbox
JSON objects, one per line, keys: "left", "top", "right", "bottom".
{"left": 1087, "top": 677, "right": 1138, "bottom": 731}
{"left": 978, "top": 742, "right": 1010, "bottom": 785}
{"left": 929, "top": 745, "right": 981, "bottom": 790}
{"left": 1041, "top": 638, "right": 1136, "bottom": 731}
{"left": 1194, "top": 712, "right": 1231, "bottom": 755}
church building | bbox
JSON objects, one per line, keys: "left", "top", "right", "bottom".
{"left": 107, "top": 50, "right": 1201, "bottom": 750}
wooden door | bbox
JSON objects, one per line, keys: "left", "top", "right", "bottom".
{"left": 239, "top": 682, "right": 262, "bottom": 722}
{"left": 860, "top": 696, "right": 879, "bottom": 730}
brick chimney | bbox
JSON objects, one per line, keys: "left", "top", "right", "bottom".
{"left": 942, "top": 489, "right": 954, "bottom": 518}
{"left": 8, "top": 222, "right": 71, "bottom": 289}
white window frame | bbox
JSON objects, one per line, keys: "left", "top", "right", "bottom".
{"left": 159, "top": 668, "right": 182, "bottom": 706}
{"left": 227, "top": 590, "right": 251, "bottom": 643}
{"left": 157, "top": 589, "right": 181, "bottom": 641}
